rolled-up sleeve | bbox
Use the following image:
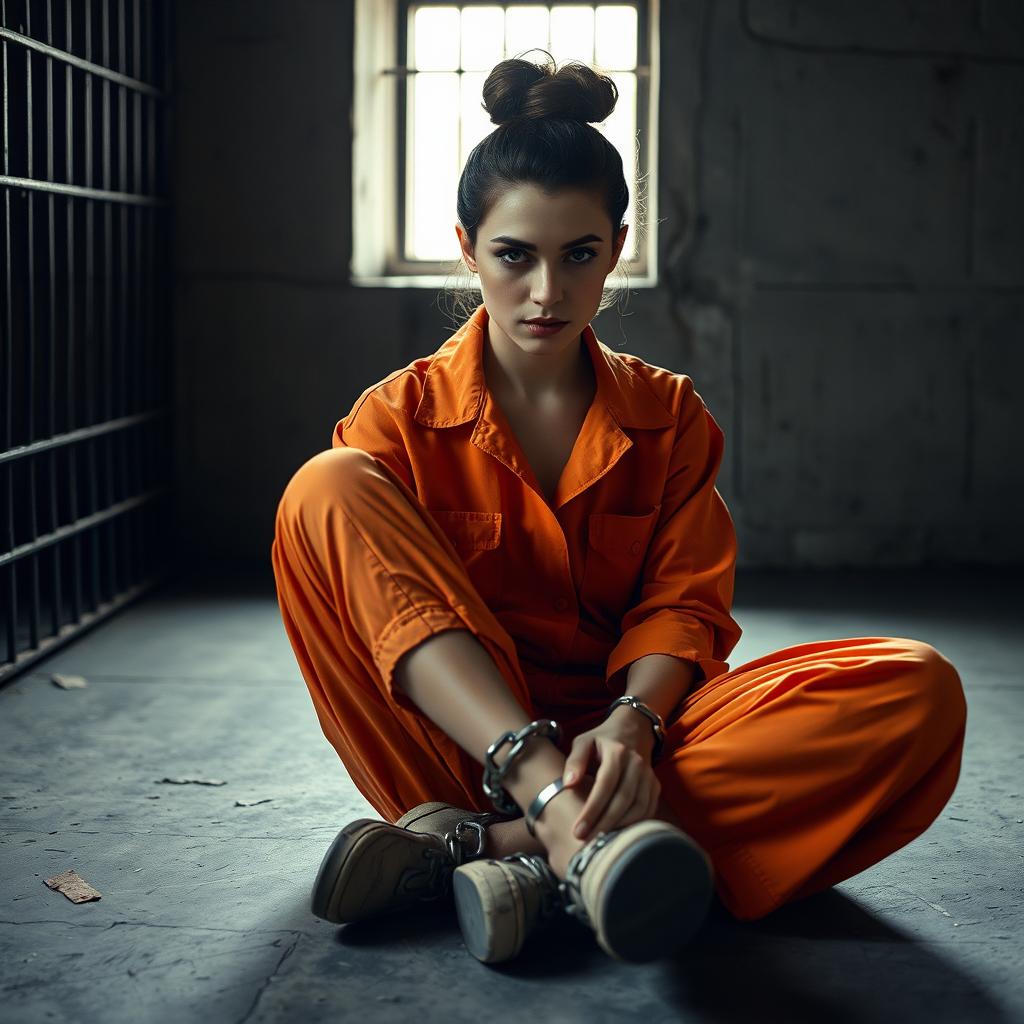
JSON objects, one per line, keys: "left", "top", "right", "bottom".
{"left": 604, "top": 378, "right": 743, "bottom": 691}
{"left": 332, "top": 390, "right": 416, "bottom": 494}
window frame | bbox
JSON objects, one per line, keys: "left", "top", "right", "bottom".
{"left": 351, "top": 0, "right": 660, "bottom": 288}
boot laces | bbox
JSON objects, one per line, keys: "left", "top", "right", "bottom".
{"left": 417, "top": 842, "right": 457, "bottom": 901}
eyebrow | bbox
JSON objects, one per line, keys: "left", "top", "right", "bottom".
{"left": 488, "top": 233, "right": 603, "bottom": 251}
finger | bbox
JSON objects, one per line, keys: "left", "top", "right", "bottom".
{"left": 609, "top": 754, "right": 648, "bottom": 832}
{"left": 644, "top": 782, "right": 660, "bottom": 821}
{"left": 580, "top": 748, "right": 641, "bottom": 839}
{"left": 623, "top": 786, "right": 651, "bottom": 830}
{"left": 625, "top": 773, "right": 660, "bottom": 829}
{"left": 573, "top": 741, "right": 626, "bottom": 839}
{"left": 607, "top": 779, "right": 648, "bottom": 834}
{"left": 563, "top": 737, "right": 591, "bottom": 787}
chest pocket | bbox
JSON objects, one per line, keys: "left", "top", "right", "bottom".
{"left": 580, "top": 505, "right": 661, "bottom": 625}
{"left": 428, "top": 510, "right": 505, "bottom": 607}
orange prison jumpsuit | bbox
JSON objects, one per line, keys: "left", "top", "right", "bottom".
{"left": 270, "top": 302, "right": 967, "bottom": 921}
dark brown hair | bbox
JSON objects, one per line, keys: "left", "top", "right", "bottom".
{"left": 443, "top": 50, "right": 637, "bottom": 323}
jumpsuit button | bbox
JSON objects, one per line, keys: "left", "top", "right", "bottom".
{"left": 553, "top": 596, "right": 568, "bottom": 612}
{"left": 629, "top": 540, "right": 641, "bottom": 555}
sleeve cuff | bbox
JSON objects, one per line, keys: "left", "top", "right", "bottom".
{"left": 374, "top": 604, "right": 472, "bottom": 714}
{"left": 604, "top": 616, "right": 731, "bottom": 696}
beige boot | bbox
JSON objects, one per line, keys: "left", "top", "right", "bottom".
{"left": 452, "top": 852, "right": 565, "bottom": 963}
{"left": 559, "top": 819, "right": 715, "bottom": 963}
{"left": 310, "top": 802, "right": 508, "bottom": 924}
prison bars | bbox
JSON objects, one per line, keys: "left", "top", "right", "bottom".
{"left": 1, "top": 0, "right": 173, "bottom": 684}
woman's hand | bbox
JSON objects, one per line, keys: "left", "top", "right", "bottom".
{"left": 560, "top": 708, "right": 661, "bottom": 842}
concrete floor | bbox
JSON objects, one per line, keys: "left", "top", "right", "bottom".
{"left": 1, "top": 567, "right": 1021, "bottom": 1023}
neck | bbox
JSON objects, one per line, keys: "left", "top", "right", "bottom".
{"left": 482, "top": 321, "right": 593, "bottom": 405}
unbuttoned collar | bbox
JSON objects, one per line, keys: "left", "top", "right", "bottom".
{"left": 413, "top": 303, "right": 676, "bottom": 430}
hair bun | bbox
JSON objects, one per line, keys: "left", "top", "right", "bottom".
{"left": 481, "top": 51, "right": 618, "bottom": 127}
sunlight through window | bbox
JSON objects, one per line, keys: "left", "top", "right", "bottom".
{"left": 405, "top": 2, "right": 644, "bottom": 264}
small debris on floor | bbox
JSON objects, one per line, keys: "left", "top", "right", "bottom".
{"left": 51, "top": 673, "right": 88, "bottom": 689}
{"left": 949, "top": 816, "right": 969, "bottom": 821}
{"left": 156, "top": 777, "right": 227, "bottom": 786}
{"left": 44, "top": 869, "right": 102, "bottom": 903}
{"left": 234, "top": 798, "right": 272, "bottom": 807}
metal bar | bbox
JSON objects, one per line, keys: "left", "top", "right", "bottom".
{"left": 133, "top": 9, "right": 142, "bottom": 237}
{"left": 0, "top": 484, "right": 170, "bottom": 569}
{"left": 132, "top": 211, "right": 143, "bottom": 591}
{"left": 100, "top": 0, "right": 116, "bottom": 601}
{"left": 3, "top": 5, "right": 16, "bottom": 664}
{"left": 3, "top": 0, "right": 172, "bottom": 683}
{"left": 24, "top": 2, "right": 41, "bottom": 652}
{"left": 145, "top": 0, "right": 155, "bottom": 93}
{"left": 66, "top": 0, "right": 83, "bottom": 627}
{"left": 162, "top": 0, "right": 172, "bottom": 93}
{"left": 44, "top": 0, "right": 61, "bottom": 636}
{"left": 119, "top": 0, "right": 127, "bottom": 79}
{"left": 69, "top": 193, "right": 83, "bottom": 624}
{"left": 145, "top": 20, "right": 156, "bottom": 420}
{"left": 0, "top": 26, "right": 165, "bottom": 98}
{"left": 117, "top": 1, "right": 131, "bottom": 589}
{"left": 144, "top": 200, "right": 153, "bottom": 413}
{"left": 0, "top": 174, "right": 165, "bottom": 205}
{"left": 83, "top": 0, "right": 100, "bottom": 616}
{"left": 118, "top": 15, "right": 127, "bottom": 194}
{"left": 0, "top": 574, "right": 166, "bottom": 685}
{"left": 2, "top": 188, "right": 14, "bottom": 662}
{"left": 133, "top": 11, "right": 143, "bottom": 579}
{"left": 147, "top": 92, "right": 156, "bottom": 194}
{"left": 133, "top": 0, "right": 141, "bottom": 83}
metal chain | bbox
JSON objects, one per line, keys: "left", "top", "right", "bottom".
{"left": 482, "top": 719, "right": 562, "bottom": 814}
{"left": 505, "top": 853, "right": 566, "bottom": 922}
{"left": 558, "top": 830, "right": 614, "bottom": 928}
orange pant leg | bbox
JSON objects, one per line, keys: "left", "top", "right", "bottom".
{"left": 655, "top": 636, "right": 967, "bottom": 921}
{"left": 270, "top": 447, "right": 539, "bottom": 823}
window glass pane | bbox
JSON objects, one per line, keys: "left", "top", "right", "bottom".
{"left": 505, "top": 5, "right": 549, "bottom": 60}
{"left": 461, "top": 6, "right": 505, "bottom": 71}
{"left": 461, "top": 72, "right": 493, "bottom": 171}
{"left": 595, "top": 5, "right": 637, "bottom": 70}
{"left": 598, "top": 71, "right": 637, "bottom": 259}
{"left": 412, "top": 5, "right": 461, "bottom": 71}
{"left": 402, "top": 3, "right": 645, "bottom": 266}
{"left": 550, "top": 6, "right": 595, "bottom": 65}
{"left": 410, "top": 72, "right": 461, "bottom": 259}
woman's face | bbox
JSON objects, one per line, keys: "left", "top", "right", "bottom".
{"left": 456, "top": 183, "right": 628, "bottom": 358}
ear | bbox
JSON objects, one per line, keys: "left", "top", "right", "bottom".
{"left": 455, "top": 223, "right": 479, "bottom": 273}
{"left": 609, "top": 223, "right": 629, "bottom": 269}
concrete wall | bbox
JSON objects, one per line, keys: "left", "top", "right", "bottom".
{"left": 172, "top": 0, "right": 1024, "bottom": 571}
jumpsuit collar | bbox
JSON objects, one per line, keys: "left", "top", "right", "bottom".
{"left": 413, "top": 304, "right": 676, "bottom": 510}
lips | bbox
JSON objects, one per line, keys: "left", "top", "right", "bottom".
{"left": 523, "top": 318, "right": 568, "bottom": 326}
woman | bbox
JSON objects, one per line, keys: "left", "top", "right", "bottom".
{"left": 271, "top": 54, "right": 967, "bottom": 965}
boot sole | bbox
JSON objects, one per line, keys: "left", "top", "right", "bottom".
{"left": 591, "top": 824, "right": 714, "bottom": 963}
{"left": 311, "top": 819, "right": 440, "bottom": 924}
{"left": 452, "top": 859, "right": 528, "bottom": 963}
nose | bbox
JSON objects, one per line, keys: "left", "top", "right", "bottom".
{"left": 529, "top": 261, "right": 564, "bottom": 308}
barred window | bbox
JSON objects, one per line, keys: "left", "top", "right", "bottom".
{"left": 352, "top": 0, "right": 658, "bottom": 287}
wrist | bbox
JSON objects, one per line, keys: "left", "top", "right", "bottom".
{"left": 607, "top": 704, "right": 657, "bottom": 756}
